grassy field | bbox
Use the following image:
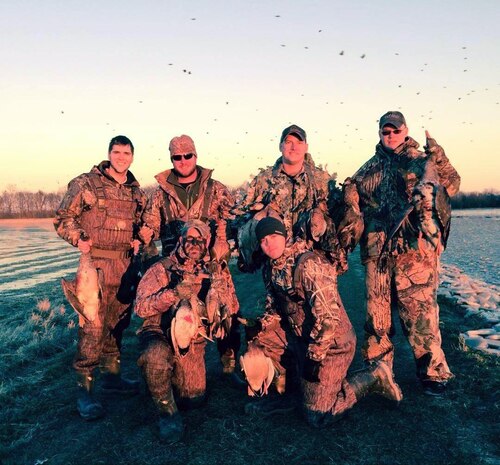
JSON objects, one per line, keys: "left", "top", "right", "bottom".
{"left": 1, "top": 254, "right": 499, "bottom": 465}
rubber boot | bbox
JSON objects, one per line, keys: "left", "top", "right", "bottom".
{"left": 244, "top": 393, "right": 296, "bottom": 417}
{"left": 220, "top": 348, "right": 247, "bottom": 390}
{"left": 77, "top": 373, "right": 105, "bottom": 421}
{"left": 154, "top": 391, "right": 184, "bottom": 444}
{"left": 348, "top": 361, "right": 403, "bottom": 403}
{"left": 220, "top": 348, "right": 236, "bottom": 375}
{"left": 100, "top": 356, "right": 140, "bottom": 396}
{"left": 176, "top": 392, "right": 207, "bottom": 411}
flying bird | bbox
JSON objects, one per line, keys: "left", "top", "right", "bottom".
{"left": 339, "top": 50, "right": 344, "bottom": 55}
{"left": 360, "top": 54, "right": 366, "bottom": 59}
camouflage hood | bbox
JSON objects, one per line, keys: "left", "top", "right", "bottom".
{"left": 172, "top": 219, "right": 211, "bottom": 265}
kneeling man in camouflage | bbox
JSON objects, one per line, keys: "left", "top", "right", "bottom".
{"left": 241, "top": 217, "right": 403, "bottom": 427}
{"left": 135, "top": 220, "right": 239, "bottom": 442}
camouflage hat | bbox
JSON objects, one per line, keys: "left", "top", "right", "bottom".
{"left": 169, "top": 135, "right": 197, "bottom": 156}
{"left": 379, "top": 111, "right": 406, "bottom": 129}
{"left": 181, "top": 219, "right": 211, "bottom": 241}
{"left": 255, "top": 217, "right": 287, "bottom": 242}
{"left": 279, "top": 124, "right": 307, "bottom": 146}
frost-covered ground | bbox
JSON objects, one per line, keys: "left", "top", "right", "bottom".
{"left": 0, "top": 211, "right": 498, "bottom": 354}
{"left": 439, "top": 209, "right": 500, "bottom": 355}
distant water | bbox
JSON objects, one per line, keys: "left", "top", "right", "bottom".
{"left": 443, "top": 208, "right": 499, "bottom": 286}
{"left": 0, "top": 226, "right": 78, "bottom": 299}
{"left": 0, "top": 210, "right": 498, "bottom": 299}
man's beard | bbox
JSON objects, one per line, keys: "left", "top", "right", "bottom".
{"left": 174, "top": 166, "right": 197, "bottom": 179}
{"left": 184, "top": 244, "right": 206, "bottom": 260}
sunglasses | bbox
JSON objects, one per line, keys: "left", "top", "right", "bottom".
{"left": 381, "top": 129, "right": 404, "bottom": 136}
{"left": 184, "top": 236, "right": 205, "bottom": 246}
{"left": 171, "top": 153, "right": 195, "bottom": 161}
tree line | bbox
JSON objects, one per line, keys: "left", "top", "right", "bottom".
{"left": 0, "top": 186, "right": 498, "bottom": 219}
{"left": 449, "top": 190, "right": 500, "bottom": 209}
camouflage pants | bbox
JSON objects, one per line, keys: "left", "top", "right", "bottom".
{"left": 73, "top": 257, "right": 132, "bottom": 375}
{"left": 253, "top": 314, "right": 357, "bottom": 422}
{"left": 362, "top": 249, "right": 453, "bottom": 382}
{"left": 138, "top": 325, "right": 207, "bottom": 402}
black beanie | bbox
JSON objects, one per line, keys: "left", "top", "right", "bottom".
{"left": 255, "top": 217, "right": 287, "bottom": 242}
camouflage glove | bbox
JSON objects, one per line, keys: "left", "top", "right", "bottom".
{"left": 175, "top": 281, "right": 195, "bottom": 300}
{"left": 337, "top": 211, "right": 364, "bottom": 251}
{"left": 138, "top": 225, "right": 154, "bottom": 244}
{"left": 423, "top": 130, "right": 445, "bottom": 163}
{"left": 302, "top": 357, "right": 321, "bottom": 383}
{"left": 309, "top": 208, "right": 327, "bottom": 241}
{"left": 237, "top": 316, "right": 262, "bottom": 342}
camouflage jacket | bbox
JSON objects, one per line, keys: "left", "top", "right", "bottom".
{"left": 54, "top": 161, "right": 146, "bottom": 251}
{"left": 135, "top": 246, "right": 211, "bottom": 322}
{"left": 135, "top": 246, "right": 239, "bottom": 330}
{"left": 232, "top": 153, "right": 331, "bottom": 237}
{"left": 352, "top": 137, "right": 461, "bottom": 262}
{"left": 263, "top": 243, "right": 354, "bottom": 362}
{"left": 142, "top": 166, "right": 234, "bottom": 256}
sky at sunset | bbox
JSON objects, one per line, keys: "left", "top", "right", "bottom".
{"left": 1, "top": 0, "right": 498, "bottom": 193}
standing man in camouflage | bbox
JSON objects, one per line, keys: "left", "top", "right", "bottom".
{"left": 349, "top": 111, "right": 461, "bottom": 396}
{"left": 54, "top": 135, "right": 146, "bottom": 420}
{"left": 135, "top": 220, "right": 234, "bottom": 443}
{"left": 139, "top": 135, "right": 240, "bottom": 378}
{"left": 241, "top": 217, "right": 402, "bottom": 426}
{"left": 232, "top": 125, "right": 336, "bottom": 271}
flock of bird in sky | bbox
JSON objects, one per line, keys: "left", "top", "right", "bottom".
{"left": 57, "top": 13, "right": 495, "bottom": 178}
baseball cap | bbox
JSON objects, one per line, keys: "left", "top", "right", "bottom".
{"left": 379, "top": 111, "right": 407, "bottom": 129}
{"left": 255, "top": 217, "right": 287, "bottom": 242}
{"left": 169, "top": 135, "right": 197, "bottom": 155}
{"left": 279, "top": 124, "right": 307, "bottom": 145}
